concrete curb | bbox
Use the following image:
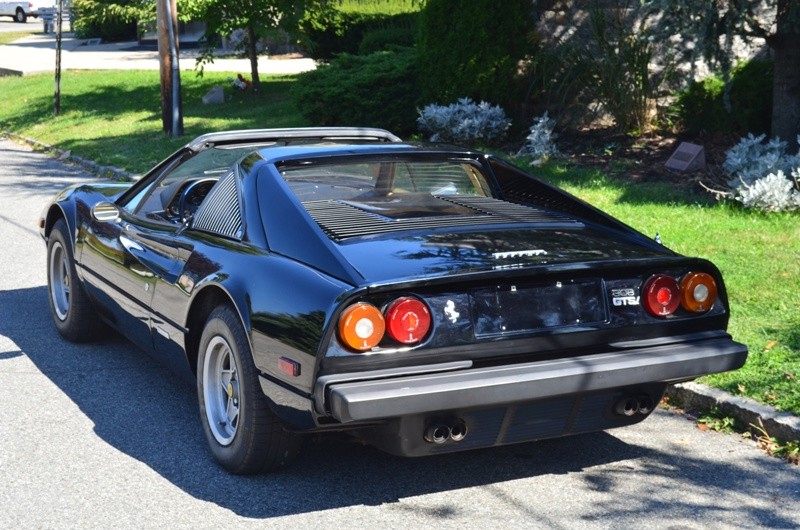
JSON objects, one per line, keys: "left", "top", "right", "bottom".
{"left": 2, "top": 131, "right": 136, "bottom": 181}
{"left": 667, "top": 382, "right": 800, "bottom": 443}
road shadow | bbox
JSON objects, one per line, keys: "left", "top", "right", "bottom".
{"left": 2, "top": 285, "right": 798, "bottom": 525}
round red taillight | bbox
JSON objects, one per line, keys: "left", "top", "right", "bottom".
{"left": 643, "top": 274, "right": 680, "bottom": 317}
{"left": 338, "top": 302, "right": 385, "bottom": 352}
{"left": 385, "top": 297, "right": 431, "bottom": 345}
{"left": 680, "top": 272, "right": 717, "bottom": 313}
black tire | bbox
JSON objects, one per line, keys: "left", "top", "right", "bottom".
{"left": 14, "top": 8, "right": 26, "bottom": 23}
{"left": 46, "top": 219, "right": 99, "bottom": 342}
{"left": 197, "top": 305, "right": 301, "bottom": 474}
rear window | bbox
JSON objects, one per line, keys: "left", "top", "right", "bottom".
{"left": 280, "top": 159, "right": 492, "bottom": 205}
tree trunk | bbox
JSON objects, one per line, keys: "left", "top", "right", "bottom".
{"left": 246, "top": 25, "right": 261, "bottom": 94}
{"left": 770, "top": 1, "right": 800, "bottom": 147}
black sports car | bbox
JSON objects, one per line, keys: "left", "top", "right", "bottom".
{"left": 40, "top": 127, "right": 748, "bottom": 474}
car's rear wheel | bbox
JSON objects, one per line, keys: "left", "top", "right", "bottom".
{"left": 197, "top": 305, "right": 301, "bottom": 474}
{"left": 14, "top": 8, "right": 26, "bottom": 23}
{"left": 47, "top": 219, "right": 99, "bottom": 342}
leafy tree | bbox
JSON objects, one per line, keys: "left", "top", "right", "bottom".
{"left": 648, "top": 0, "right": 800, "bottom": 145}
{"left": 194, "top": 0, "right": 336, "bottom": 94}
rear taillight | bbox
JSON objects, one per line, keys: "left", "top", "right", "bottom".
{"left": 643, "top": 272, "right": 718, "bottom": 317}
{"left": 385, "top": 297, "right": 431, "bottom": 345}
{"left": 338, "top": 296, "right": 432, "bottom": 351}
{"left": 338, "top": 302, "right": 385, "bottom": 351}
{"left": 642, "top": 274, "right": 681, "bottom": 317}
{"left": 680, "top": 272, "right": 717, "bottom": 313}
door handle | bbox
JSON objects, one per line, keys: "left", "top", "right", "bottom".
{"left": 120, "top": 234, "right": 144, "bottom": 253}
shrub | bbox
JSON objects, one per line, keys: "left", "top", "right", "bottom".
{"left": 416, "top": 0, "right": 534, "bottom": 115}
{"left": 301, "top": 11, "right": 419, "bottom": 60}
{"left": 673, "top": 60, "right": 774, "bottom": 136}
{"left": 516, "top": 112, "right": 558, "bottom": 164}
{"left": 417, "top": 98, "right": 511, "bottom": 146}
{"left": 718, "top": 133, "right": 800, "bottom": 212}
{"left": 292, "top": 48, "right": 418, "bottom": 135}
{"left": 358, "top": 25, "right": 416, "bottom": 55}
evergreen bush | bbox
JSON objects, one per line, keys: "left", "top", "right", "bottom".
{"left": 674, "top": 60, "right": 774, "bottom": 136}
{"left": 416, "top": 0, "right": 534, "bottom": 116}
{"left": 292, "top": 48, "right": 419, "bottom": 135}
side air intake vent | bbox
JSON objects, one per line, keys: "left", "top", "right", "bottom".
{"left": 192, "top": 172, "right": 243, "bottom": 239}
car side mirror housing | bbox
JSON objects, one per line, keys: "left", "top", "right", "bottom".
{"left": 92, "top": 201, "right": 121, "bottom": 222}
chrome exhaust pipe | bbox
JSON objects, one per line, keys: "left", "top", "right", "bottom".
{"left": 636, "top": 396, "right": 654, "bottom": 415}
{"left": 614, "top": 397, "right": 640, "bottom": 417}
{"left": 450, "top": 420, "right": 468, "bottom": 442}
{"left": 424, "top": 424, "right": 451, "bottom": 444}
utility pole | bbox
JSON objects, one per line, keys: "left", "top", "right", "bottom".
{"left": 54, "top": 0, "right": 63, "bottom": 116}
{"left": 157, "top": 0, "right": 183, "bottom": 136}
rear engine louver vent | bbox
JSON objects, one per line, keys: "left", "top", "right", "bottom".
{"left": 304, "top": 196, "right": 580, "bottom": 241}
{"left": 192, "top": 172, "right": 243, "bottom": 239}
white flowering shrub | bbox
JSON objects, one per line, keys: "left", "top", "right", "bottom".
{"left": 722, "top": 134, "right": 800, "bottom": 212}
{"left": 417, "top": 98, "right": 511, "bottom": 146}
{"left": 516, "top": 112, "right": 558, "bottom": 164}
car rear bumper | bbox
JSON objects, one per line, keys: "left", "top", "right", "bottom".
{"left": 319, "top": 333, "right": 747, "bottom": 423}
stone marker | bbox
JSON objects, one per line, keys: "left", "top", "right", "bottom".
{"left": 202, "top": 85, "right": 225, "bottom": 105}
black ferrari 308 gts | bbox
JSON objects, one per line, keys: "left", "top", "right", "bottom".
{"left": 40, "top": 127, "right": 747, "bottom": 474}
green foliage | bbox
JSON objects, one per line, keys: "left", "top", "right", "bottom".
{"left": 697, "top": 407, "right": 740, "bottom": 433}
{"left": 673, "top": 60, "right": 774, "bottom": 136}
{"left": 416, "top": 0, "right": 534, "bottom": 115}
{"left": 301, "top": 10, "right": 418, "bottom": 60}
{"left": 358, "top": 23, "right": 416, "bottom": 55}
{"left": 581, "top": 7, "right": 667, "bottom": 134}
{"left": 195, "top": 0, "right": 333, "bottom": 92}
{"left": 72, "top": 0, "right": 205, "bottom": 41}
{"left": 72, "top": 0, "right": 145, "bottom": 41}
{"left": 292, "top": 48, "right": 418, "bottom": 134}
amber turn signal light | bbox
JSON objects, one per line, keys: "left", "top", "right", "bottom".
{"left": 680, "top": 272, "right": 717, "bottom": 313}
{"left": 339, "top": 302, "right": 385, "bottom": 352}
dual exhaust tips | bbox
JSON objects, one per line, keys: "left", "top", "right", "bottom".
{"left": 614, "top": 395, "right": 655, "bottom": 417}
{"left": 424, "top": 420, "right": 468, "bottom": 444}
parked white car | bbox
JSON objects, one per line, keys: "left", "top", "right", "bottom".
{"left": 0, "top": 1, "right": 54, "bottom": 23}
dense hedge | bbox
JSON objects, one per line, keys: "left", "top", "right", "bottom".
{"left": 301, "top": 11, "right": 419, "bottom": 60}
{"left": 674, "top": 60, "right": 774, "bottom": 136}
{"left": 416, "top": 0, "right": 534, "bottom": 111}
{"left": 292, "top": 47, "right": 419, "bottom": 135}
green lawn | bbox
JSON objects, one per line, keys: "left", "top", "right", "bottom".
{"left": 0, "top": 30, "right": 33, "bottom": 46}
{"left": 0, "top": 70, "right": 308, "bottom": 174}
{"left": 1, "top": 69, "right": 798, "bottom": 415}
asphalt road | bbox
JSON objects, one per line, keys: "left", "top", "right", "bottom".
{"left": 1, "top": 136, "right": 799, "bottom": 529}
{"left": 0, "top": 17, "right": 41, "bottom": 32}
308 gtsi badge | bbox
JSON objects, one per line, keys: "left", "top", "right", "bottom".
{"left": 40, "top": 127, "right": 748, "bottom": 474}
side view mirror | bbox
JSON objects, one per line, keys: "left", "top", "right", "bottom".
{"left": 91, "top": 201, "right": 121, "bottom": 222}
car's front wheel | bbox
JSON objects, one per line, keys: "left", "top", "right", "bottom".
{"left": 47, "top": 219, "right": 99, "bottom": 341}
{"left": 197, "top": 305, "right": 301, "bottom": 474}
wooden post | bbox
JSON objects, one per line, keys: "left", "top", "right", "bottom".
{"left": 54, "top": 0, "right": 63, "bottom": 116}
{"left": 157, "top": 0, "right": 183, "bottom": 136}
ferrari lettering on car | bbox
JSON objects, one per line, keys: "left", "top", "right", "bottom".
{"left": 40, "top": 127, "right": 748, "bottom": 474}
